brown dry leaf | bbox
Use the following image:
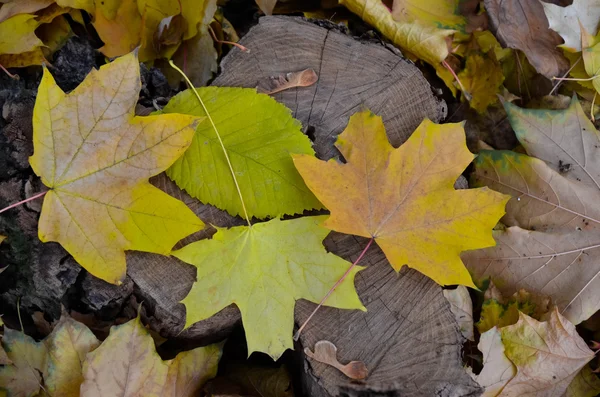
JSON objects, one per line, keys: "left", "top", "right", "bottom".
{"left": 0, "top": 0, "right": 53, "bottom": 23}
{"left": 463, "top": 97, "right": 600, "bottom": 325}
{"left": 500, "top": 308, "right": 594, "bottom": 396}
{"left": 304, "top": 340, "right": 368, "bottom": 380}
{"left": 80, "top": 316, "right": 221, "bottom": 396}
{"left": 470, "top": 327, "right": 516, "bottom": 397}
{"left": 256, "top": 69, "right": 318, "bottom": 95}
{"left": 443, "top": 286, "right": 474, "bottom": 341}
{"left": 484, "top": 0, "right": 569, "bottom": 79}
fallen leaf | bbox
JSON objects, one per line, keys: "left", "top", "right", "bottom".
{"left": 56, "top": 0, "right": 93, "bottom": 14}
{"left": 484, "top": 0, "right": 569, "bottom": 79}
{"left": 0, "top": 48, "right": 46, "bottom": 68}
{"left": 163, "top": 343, "right": 222, "bottom": 396}
{"left": 304, "top": 340, "right": 368, "bottom": 380}
{"left": 44, "top": 314, "right": 100, "bottom": 396}
{"left": 340, "top": 0, "right": 454, "bottom": 65}
{"left": 0, "top": 328, "right": 47, "bottom": 397}
{"left": 477, "top": 281, "right": 551, "bottom": 334}
{"left": 470, "top": 327, "right": 516, "bottom": 397}
{"left": 391, "top": 0, "right": 468, "bottom": 35}
{"left": 80, "top": 316, "right": 221, "bottom": 396}
{"left": 93, "top": 0, "right": 142, "bottom": 58}
{"left": 0, "top": 13, "right": 42, "bottom": 55}
{"left": 566, "top": 365, "right": 600, "bottom": 397}
{"left": 162, "top": 26, "right": 218, "bottom": 87}
{"left": 173, "top": 216, "right": 364, "bottom": 360}
{"left": 37, "top": 14, "right": 72, "bottom": 54}
{"left": 0, "top": 345, "right": 10, "bottom": 366}
{"left": 581, "top": 24, "right": 600, "bottom": 95}
{"left": 29, "top": 51, "right": 204, "bottom": 284}
{"left": 164, "top": 87, "right": 322, "bottom": 219}
{"left": 457, "top": 52, "right": 504, "bottom": 113}
{"left": 463, "top": 97, "right": 600, "bottom": 324}
{"left": 543, "top": 0, "right": 600, "bottom": 51}
{"left": 293, "top": 110, "right": 508, "bottom": 287}
{"left": 256, "top": 0, "right": 277, "bottom": 15}
{"left": 256, "top": 69, "right": 318, "bottom": 95}
{"left": 443, "top": 286, "right": 474, "bottom": 341}
{"left": 0, "top": 0, "right": 53, "bottom": 23}
{"left": 500, "top": 308, "right": 594, "bottom": 396}
{"left": 0, "top": 235, "right": 5, "bottom": 244}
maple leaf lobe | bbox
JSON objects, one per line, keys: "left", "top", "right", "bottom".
{"left": 293, "top": 110, "right": 508, "bottom": 287}
{"left": 29, "top": 52, "right": 204, "bottom": 284}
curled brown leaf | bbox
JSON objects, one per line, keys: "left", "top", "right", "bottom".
{"left": 305, "top": 340, "right": 368, "bottom": 380}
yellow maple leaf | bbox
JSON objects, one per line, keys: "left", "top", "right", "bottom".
{"left": 29, "top": 52, "right": 204, "bottom": 284}
{"left": 293, "top": 110, "right": 508, "bottom": 287}
{"left": 0, "top": 13, "right": 43, "bottom": 55}
{"left": 339, "top": 0, "right": 454, "bottom": 65}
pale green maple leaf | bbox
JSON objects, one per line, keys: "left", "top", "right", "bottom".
{"left": 173, "top": 216, "right": 365, "bottom": 359}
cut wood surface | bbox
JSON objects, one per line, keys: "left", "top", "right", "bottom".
{"left": 213, "top": 16, "right": 445, "bottom": 159}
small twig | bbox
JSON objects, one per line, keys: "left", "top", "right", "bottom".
{"left": 294, "top": 237, "right": 374, "bottom": 341}
{"left": 551, "top": 74, "right": 600, "bottom": 82}
{"left": 0, "top": 190, "right": 47, "bottom": 215}
{"left": 442, "top": 59, "right": 471, "bottom": 101}
{"left": 592, "top": 92, "right": 597, "bottom": 122}
{"left": 0, "top": 64, "right": 18, "bottom": 80}
{"left": 208, "top": 25, "right": 249, "bottom": 52}
{"left": 549, "top": 56, "right": 581, "bottom": 96}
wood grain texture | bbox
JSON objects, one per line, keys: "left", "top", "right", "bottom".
{"left": 297, "top": 233, "right": 482, "bottom": 397}
{"left": 212, "top": 16, "right": 445, "bottom": 159}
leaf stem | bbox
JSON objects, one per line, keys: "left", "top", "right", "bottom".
{"left": 442, "top": 59, "right": 471, "bottom": 101}
{"left": 552, "top": 74, "right": 600, "bottom": 82}
{"left": 549, "top": 56, "right": 581, "bottom": 96}
{"left": 294, "top": 237, "right": 374, "bottom": 341}
{"left": 168, "top": 60, "right": 252, "bottom": 227}
{"left": 208, "top": 25, "right": 249, "bottom": 52}
{"left": 0, "top": 190, "right": 47, "bottom": 215}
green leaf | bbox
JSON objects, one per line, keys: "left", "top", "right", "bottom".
{"left": 164, "top": 87, "right": 322, "bottom": 219}
{"left": 172, "top": 216, "right": 365, "bottom": 360}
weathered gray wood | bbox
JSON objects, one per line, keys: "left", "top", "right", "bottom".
{"left": 213, "top": 16, "right": 446, "bottom": 159}
{"left": 297, "top": 234, "right": 482, "bottom": 397}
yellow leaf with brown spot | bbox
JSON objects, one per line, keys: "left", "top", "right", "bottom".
{"left": 457, "top": 53, "right": 505, "bottom": 113}
{"left": 29, "top": 51, "right": 204, "bottom": 284}
{"left": 339, "top": 0, "right": 453, "bottom": 65}
{"left": 293, "top": 110, "right": 508, "bottom": 287}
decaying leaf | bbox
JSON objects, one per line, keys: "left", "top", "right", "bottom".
{"left": 0, "top": 0, "right": 53, "bottom": 23}
{"left": 44, "top": 314, "right": 100, "bottom": 396}
{"left": 0, "top": 328, "right": 47, "bottom": 397}
{"left": 470, "top": 327, "right": 516, "bottom": 397}
{"left": 463, "top": 96, "right": 600, "bottom": 324}
{"left": 304, "top": 340, "right": 368, "bottom": 380}
{"left": 293, "top": 110, "right": 508, "bottom": 287}
{"left": 256, "top": 69, "right": 318, "bottom": 95}
{"left": 443, "top": 286, "right": 474, "bottom": 341}
{"left": 457, "top": 53, "right": 504, "bottom": 113}
{"left": 173, "top": 216, "right": 364, "bottom": 360}
{"left": 484, "top": 0, "right": 568, "bottom": 79}
{"left": 566, "top": 365, "right": 600, "bottom": 397}
{"left": 340, "top": 0, "right": 454, "bottom": 65}
{"left": 500, "top": 308, "right": 594, "bottom": 396}
{"left": 477, "top": 280, "right": 551, "bottom": 334}
{"left": 81, "top": 316, "right": 221, "bottom": 396}
{"left": 164, "top": 87, "right": 322, "bottom": 219}
{"left": 542, "top": 0, "right": 600, "bottom": 51}
{"left": 29, "top": 51, "right": 204, "bottom": 284}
